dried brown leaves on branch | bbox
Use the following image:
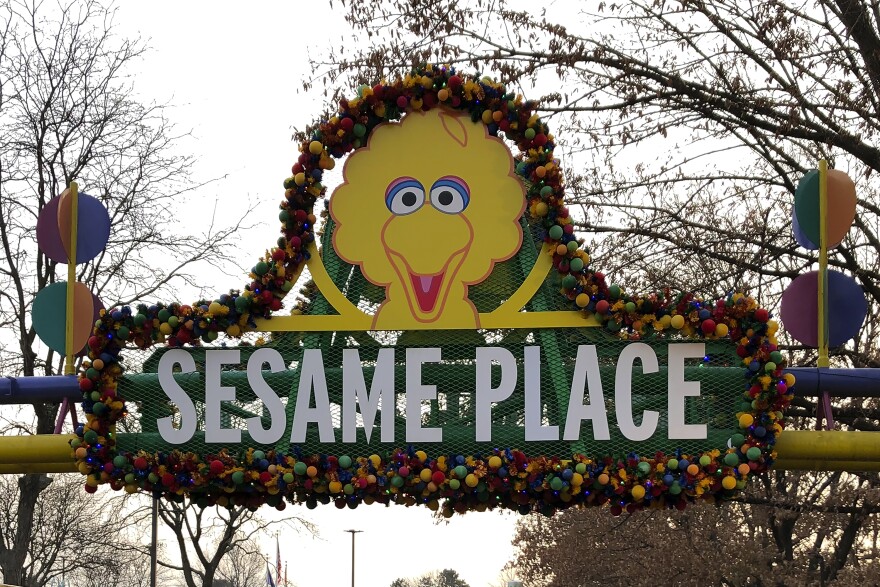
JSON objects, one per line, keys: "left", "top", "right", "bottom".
{"left": 314, "top": 0, "right": 880, "bottom": 583}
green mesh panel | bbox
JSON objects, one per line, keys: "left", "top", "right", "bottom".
{"left": 113, "top": 214, "right": 743, "bottom": 462}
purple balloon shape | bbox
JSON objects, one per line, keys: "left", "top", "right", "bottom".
{"left": 36, "top": 192, "right": 110, "bottom": 264}
{"left": 781, "top": 270, "right": 867, "bottom": 347}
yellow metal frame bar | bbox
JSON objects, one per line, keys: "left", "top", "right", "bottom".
{"left": 3, "top": 431, "right": 880, "bottom": 474}
{"left": 64, "top": 182, "right": 79, "bottom": 375}
{"left": 818, "top": 161, "right": 829, "bottom": 368}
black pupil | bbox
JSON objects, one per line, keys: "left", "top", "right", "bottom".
{"left": 401, "top": 191, "right": 417, "bottom": 207}
{"left": 437, "top": 190, "right": 454, "bottom": 206}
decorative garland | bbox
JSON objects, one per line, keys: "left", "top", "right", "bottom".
{"left": 72, "top": 64, "right": 793, "bottom": 516}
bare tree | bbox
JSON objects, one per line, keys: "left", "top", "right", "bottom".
{"left": 0, "top": 0, "right": 245, "bottom": 583}
{"left": 311, "top": 0, "right": 880, "bottom": 583}
{"left": 216, "top": 536, "right": 269, "bottom": 587}
{"left": 147, "top": 498, "right": 314, "bottom": 587}
{"left": 0, "top": 473, "right": 159, "bottom": 587}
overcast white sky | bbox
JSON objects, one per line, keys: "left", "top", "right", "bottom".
{"left": 111, "top": 3, "right": 520, "bottom": 587}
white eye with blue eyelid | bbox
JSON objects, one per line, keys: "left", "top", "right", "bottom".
{"left": 385, "top": 177, "right": 426, "bottom": 215}
{"left": 429, "top": 176, "right": 470, "bottom": 214}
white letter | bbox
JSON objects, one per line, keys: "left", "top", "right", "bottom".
{"left": 246, "top": 348, "right": 287, "bottom": 445}
{"left": 343, "top": 348, "right": 395, "bottom": 443}
{"left": 563, "top": 345, "right": 610, "bottom": 440}
{"left": 475, "top": 347, "right": 517, "bottom": 441}
{"left": 157, "top": 350, "right": 198, "bottom": 445}
{"left": 668, "top": 343, "right": 707, "bottom": 439}
{"left": 406, "top": 347, "right": 442, "bottom": 442}
{"left": 616, "top": 343, "right": 659, "bottom": 441}
{"left": 291, "top": 349, "right": 335, "bottom": 443}
{"left": 205, "top": 350, "right": 241, "bottom": 443}
{"left": 525, "top": 346, "right": 558, "bottom": 441}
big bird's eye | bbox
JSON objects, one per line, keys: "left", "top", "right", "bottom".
{"left": 385, "top": 177, "right": 425, "bottom": 215}
{"left": 429, "top": 176, "right": 470, "bottom": 214}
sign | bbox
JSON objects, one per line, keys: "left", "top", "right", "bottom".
{"left": 74, "top": 66, "right": 791, "bottom": 516}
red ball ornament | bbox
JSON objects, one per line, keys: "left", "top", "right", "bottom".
{"left": 269, "top": 298, "right": 282, "bottom": 311}
{"left": 754, "top": 308, "right": 769, "bottom": 322}
{"left": 292, "top": 163, "right": 303, "bottom": 175}
{"left": 340, "top": 117, "right": 354, "bottom": 132}
{"left": 88, "top": 336, "right": 102, "bottom": 350}
{"left": 533, "top": 133, "right": 548, "bottom": 147}
{"left": 448, "top": 75, "right": 462, "bottom": 88}
{"left": 289, "top": 236, "right": 302, "bottom": 250}
{"left": 161, "top": 473, "right": 175, "bottom": 487}
{"left": 79, "top": 378, "right": 93, "bottom": 391}
{"left": 596, "top": 300, "right": 610, "bottom": 314}
{"left": 210, "top": 460, "right": 225, "bottom": 475}
{"left": 431, "top": 471, "right": 446, "bottom": 485}
{"left": 396, "top": 96, "right": 409, "bottom": 109}
{"left": 372, "top": 84, "right": 384, "bottom": 99}
{"left": 259, "top": 472, "right": 272, "bottom": 484}
{"left": 84, "top": 483, "right": 98, "bottom": 494}
{"left": 103, "top": 462, "right": 114, "bottom": 473}
{"left": 134, "top": 457, "right": 148, "bottom": 470}
{"left": 701, "top": 319, "right": 716, "bottom": 335}
{"left": 272, "top": 249, "right": 286, "bottom": 262}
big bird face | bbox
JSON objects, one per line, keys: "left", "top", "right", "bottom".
{"left": 330, "top": 109, "right": 525, "bottom": 326}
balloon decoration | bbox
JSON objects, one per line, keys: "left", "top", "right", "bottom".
{"left": 72, "top": 65, "right": 792, "bottom": 516}
{"left": 782, "top": 167, "right": 865, "bottom": 347}
{"left": 34, "top": 187, "right": 107, "bottom": 356}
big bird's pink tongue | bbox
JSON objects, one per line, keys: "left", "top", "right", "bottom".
{"left": 410, "top": 272, "right": 444, "bottom": 313}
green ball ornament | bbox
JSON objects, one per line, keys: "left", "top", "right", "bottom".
{"left": 168, "top": 316, "right": 179, "bottom": 328}
{"left": 550, "top": 477, "right": 564, "bottom": 491}
{"left": 637, "top": 462, "right": 651, "bottom": 475}
{"left": 279, "top": 209, "right": 290, "bottom": 222}
{"left": 92, "top": 402, "right": 106, "bottom": 415}
{"left": 90, "top": 391, "right": 101, "bottom": 401}
{"left": 765, "top": 362, "right": 777, "bottom": 372}
{"left": 548, "top": 225, "right": 564, "bottom": 240}
{"left": 575, "top": 462, "right": 587, "bottom": 474}
{"left": 253, "top": 450, "right": 265, "bottom": 461}
{"left": 562, "top": 275, "right": 577, "bottom": 290}
{"left": 125, "top": 473, "right": 136, "bottom": 484}
{"left": 254, "top": 261, "right": 269, "bottom": 276}
{"left": 148, "top": 472, "right": 159, "bottom": 483}
{"left": 724, "top": 452, "right": 740, "bottom": 467}
{"left": 770, "top": 351, "right": 783, "bottom": 364}
{"left": 746, "top": 447, "right": 762, "bottom": 461}
{"left": 609, "top": 285, "right": 621, "bottom": 299}
{"left": 567, "top": 241, "right": 579, "bottom": 253}
{"left": 338, "top": 455, "right": 352, "bottom": 469}
{"left": 158, "top": 309, "right": 171, "bottom": 322}
{"left": 625, "top": 301, "right": 636, "bottom": 313}
{"left": 232, "top": 471, "right": 245, "bottom": 485}
{"left": 353, "top": 123, "right": 367, "bottom": 137}
{"left": 699, "top": 455, "right": 711, "bottom": 467}
{"left": 731, "top": 433, "right": 745, "bottom": 446}
{"left": 294, "top": 462, "right": 307, "bottom": 476}
{"left": 344, "top": 483, "right": 354, "bottom": 495}
{"left": 454, "top": 465, "right": 468, "bottom": 479}
{"left": 86, "top": 368, "right": 99, "bottom": 380}
{"left": 117, "top": 326, "right": 129, "bottom": 340}
{"left": 84, "top": 430, "right": 98, "bottom": 443}
{"left": 667, "top": 458, "right": 679, "bottom": 470}
{"left": 207, "top": 330, "right": 218, "bottom": 341}
{"left": 70, "top": 438, "right": 81, "bottom": 449}
{"left": 134, "top": 313, "right": 147, "bottom": 326}
{"left": 283, "top": 473, "right": 294, "bottom": 483}
{"left": 569, "top": 257, "right": 584, "bottom": 272}
{"left": 524, "top": 128, "right": 536, "bottom": 139}
{"left": 113, "top": 455, "right": 128, "bottom": 468}
{"left": 449, "top": 478, "right": 461, "bottom": 490}
{"left": 235, "top": 296, "right": 250, "bottom": 311}
{"left": 391, "top": 475, "right": 404, "bottom": 487}
{"left": 669, "top": 482, "right": 682, "bottom": 495}
{"left": 540, "top": 185, "right": 554, "bottom": 197}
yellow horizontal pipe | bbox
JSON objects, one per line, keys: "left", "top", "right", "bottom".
{"left": 772, "top": 459, "right": 880, "bottom": 472}
{"left": 0, "top": 431, "right": 878, "bottom": 474}
{"left": 0, "top": 434, "right": 75, "bottom": 464}
{"left": 773, "top": 430, "right": 880, "bottom": 462}
{"left": 0, "top": 461, "right": 77, "bottom": 474}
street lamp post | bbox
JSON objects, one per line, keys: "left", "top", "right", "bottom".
{"left": 344, "top": 529, "right": 363, "bottom": 587}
